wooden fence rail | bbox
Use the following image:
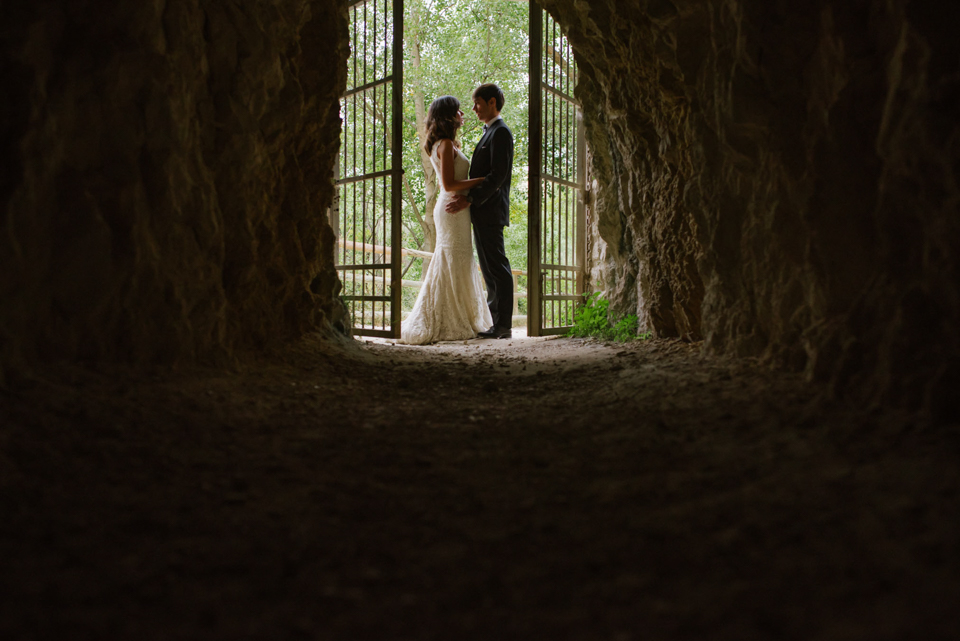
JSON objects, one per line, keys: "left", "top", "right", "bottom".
{"left": 338, "top": 238, "right": 434, "bottom": 261}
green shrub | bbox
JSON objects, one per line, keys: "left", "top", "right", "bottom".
{"left": 567, "top": 293, "right": 650, "bottom": 342}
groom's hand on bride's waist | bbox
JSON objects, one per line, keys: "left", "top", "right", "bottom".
{"left": 445, "top": 195, "right": 470, "bottom": 213}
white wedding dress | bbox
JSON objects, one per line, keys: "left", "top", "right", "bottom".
{"left": 400, "top": 144, "right": 493, "bottom": 344}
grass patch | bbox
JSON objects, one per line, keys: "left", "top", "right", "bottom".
{"left": 567, "top": 293, "right": 652, "bottom": 342}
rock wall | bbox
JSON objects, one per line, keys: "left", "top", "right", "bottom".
{"left": 545, "top": 0, "right": 960, "bottom": 418}
{"left": 3, "top": 0, "right": 957, "bottom": 419}
{"left": 0, "top": 0, "right": 348, "bottom": 373}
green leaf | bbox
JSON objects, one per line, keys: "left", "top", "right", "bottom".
{"left": 567, "top": 294, "right": 648, "bottom": 342}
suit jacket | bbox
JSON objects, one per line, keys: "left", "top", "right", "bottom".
{"left": 468, "top": 119, "right": 514, "bottom": 227}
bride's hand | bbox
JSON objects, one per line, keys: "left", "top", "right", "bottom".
{"left": 445, "top": 195, "right": 469, "bottom": 213}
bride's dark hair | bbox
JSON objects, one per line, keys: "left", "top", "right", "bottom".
{"left": 424, "top": 95, "right": 461, "bottom": 154}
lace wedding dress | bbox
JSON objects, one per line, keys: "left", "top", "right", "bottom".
{"left": 400, "top": 144, "right": 493, "bottom": 344}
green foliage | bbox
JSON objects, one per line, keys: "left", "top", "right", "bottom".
{"left": 567, "top": 292, "right": 610, "bottom": 338}
{"left": 568, "top": 293, "right": 649, "bottom": 342}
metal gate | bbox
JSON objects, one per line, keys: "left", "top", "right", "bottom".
{"left": 528, "top": 2, "right": 585, "bottom": 336}
{"left": 332, "top": 0, "right": 403, "bottom": 337}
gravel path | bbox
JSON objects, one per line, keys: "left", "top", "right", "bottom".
{"left": 2, "top": 335, "right": 958, "bottom": 640}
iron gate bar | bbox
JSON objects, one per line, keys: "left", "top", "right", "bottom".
{"left": 542, "top": 174, "right": 579, "bottom": 190}
{"left": 340, "top": 264, "right": 389, "bottom": 270}
{"left": 527, "top": 2, "right": 543, "bottom": 334}
{"left": 343, "top": 76, "right": 392, "bottom": 100}
{"left": 337, "top": 169, "right": 392, "bottom": 186}
{"left": 390, "top": 0, "right": 402, "bottom": 336}
{"left": 361, "top": 0, "right": 368, "bottom": 331}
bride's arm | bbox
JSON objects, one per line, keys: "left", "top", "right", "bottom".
{"left": 438, "top": 139, "right": 485, "bottom": 193}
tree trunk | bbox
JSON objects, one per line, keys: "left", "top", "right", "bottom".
{"left": 407, "top": 1, "right": 437, "bottom": 273}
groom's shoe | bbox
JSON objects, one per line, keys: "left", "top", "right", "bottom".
{"left": 478, "top": 326, "right": 512, "bottom": 339}
{"left": 477, "top": 326, "right": 499, "bottom": 339}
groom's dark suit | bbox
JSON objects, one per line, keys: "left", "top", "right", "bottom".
{"left": 467, "top": 118, "right": 514, "bottom": 330}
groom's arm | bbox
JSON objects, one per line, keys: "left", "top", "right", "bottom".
{"left": 468, "top": 126, "right": 514, "bottom": 207}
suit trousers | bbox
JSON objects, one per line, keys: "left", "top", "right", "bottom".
{"left": 472, "top": 223, "right": 513, "bottom": 329}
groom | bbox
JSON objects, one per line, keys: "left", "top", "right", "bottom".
{"left": 447, "top": 83, "right": 514, "bottom": 339}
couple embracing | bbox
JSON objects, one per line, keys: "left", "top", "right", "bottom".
{"left": 401, "top": 84, "right": 515, "bottom": 345}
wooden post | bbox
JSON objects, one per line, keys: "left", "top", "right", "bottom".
{"left": 390, "top": 0, "right": 404, "bottom": 338}
{"left": 528, "top": 1, "right": 543, "bottom": 336}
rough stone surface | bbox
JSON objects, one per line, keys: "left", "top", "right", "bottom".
{"left": 0, "top": 0, "right": 348, "bottom": 373}
{"left": 3, "top": 0, "right": 958, "bottom": 419}
{"left": 546, "top": 0, "right": 960, "bottom": 417}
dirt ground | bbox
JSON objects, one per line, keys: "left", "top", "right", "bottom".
{"left": 1, "top": 333, "right": 959, "bottom": 640}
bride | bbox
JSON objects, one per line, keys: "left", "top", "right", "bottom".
{"left": 400, "top": 96, "right": 493, "bottom": 344}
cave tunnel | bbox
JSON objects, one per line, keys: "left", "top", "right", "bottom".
{"left": 1, "top": 0, "right": 959, "bottom": 638}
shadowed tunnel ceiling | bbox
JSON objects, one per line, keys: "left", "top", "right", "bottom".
{"left": 1, "top": 0, "right": 958, "bottom": 418}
